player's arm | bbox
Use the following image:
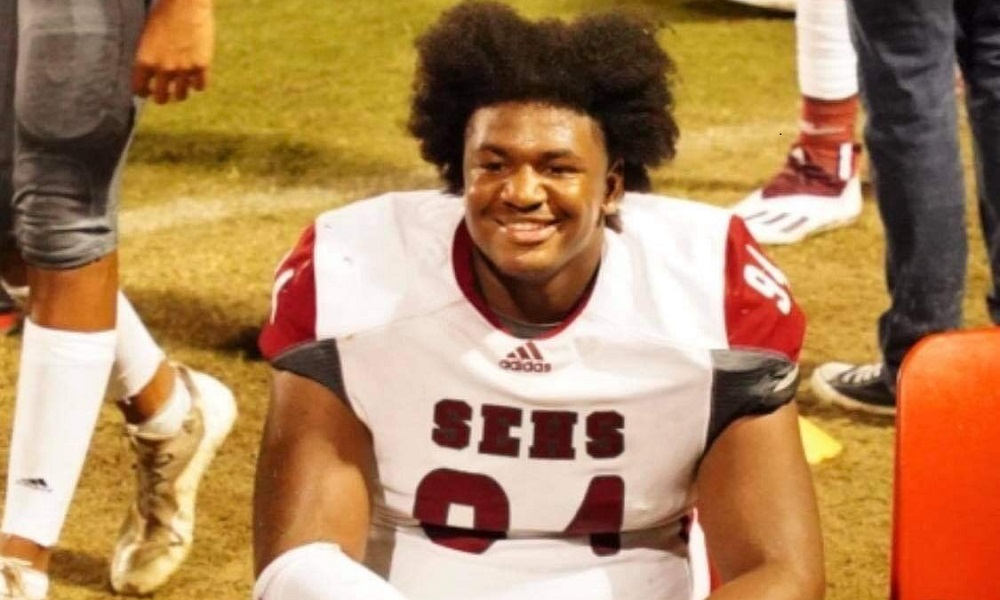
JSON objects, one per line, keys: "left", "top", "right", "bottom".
{"left": 253, "top": 224, "right": 411, "bottom": 600}
{"left": 697, "top": 216, "right": 823, "bottom": 597}
{"left": 132, "top": 0, "right": 214, "bottom": 104}
{"left": 253, "top": 368, "right": 373, "bottom": 570}
{"left": 252, "top": 369, "right": 411, "bottom": 600}
{"left": 696, "top": 402, "right": 825, "bottom": 599}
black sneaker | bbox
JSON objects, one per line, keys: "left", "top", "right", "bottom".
{"left": 810, "top": 361, "right": 896, "bottom": 416}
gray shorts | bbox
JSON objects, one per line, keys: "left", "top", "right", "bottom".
{"left": 0, "top": 0, "right": 148, "bottom": 269}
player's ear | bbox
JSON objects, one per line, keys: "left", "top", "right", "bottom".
{"left": 605, "top": 158, "right": 624, "bottom": 201}
{"left": 602, "top": 159, "right": 625, "bottom": 232}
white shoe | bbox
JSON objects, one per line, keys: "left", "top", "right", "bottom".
{"left": 733, "top": 144, "right": 863, "bottom": 245}
{"left": 0, "top": 558, "right": 47, "bottom": 600}
{"left": 724, "top": 0, "right": 796, "bottom": 13}
{"left": 109, "top": 364, "right": 238, "bottom": 595}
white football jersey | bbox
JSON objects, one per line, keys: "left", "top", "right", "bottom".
{"left": 260, "top": 190, "right": 805, "bottom": 600}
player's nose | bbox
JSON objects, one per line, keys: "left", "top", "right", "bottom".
{"left": 500, "top": 166, "right": 546, "bottom": 211}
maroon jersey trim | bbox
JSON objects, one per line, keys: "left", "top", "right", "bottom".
{"left": 450, "top": 221, "right": 597, "bottom": 339}
{"left": 259, "top": 225, "right": 319, "bottom": 361}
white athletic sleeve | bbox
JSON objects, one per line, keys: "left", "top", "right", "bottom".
{"left": 253, "top": 543, "right": 411, "bottom": 600}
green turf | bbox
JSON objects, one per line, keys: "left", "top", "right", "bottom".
{"left": 124, "top": 0, "right": 799, "bottom": 206}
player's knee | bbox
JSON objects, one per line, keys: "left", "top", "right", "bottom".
{"left": 13, "top": 155, "right": 116, "bottom": 270}
{"left": 15, "top": 20, "right": 133, "bottom": 146}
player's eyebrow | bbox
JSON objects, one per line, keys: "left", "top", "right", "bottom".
{"left": 475, "top": 143, "right": 581, "bottom": 161}
{"left": 538, "top": 149, "right": 580, "bottom": 161}
{"left": 473, "top": 143, "right": 509, "bottom": 157}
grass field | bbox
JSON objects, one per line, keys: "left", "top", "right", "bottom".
{"left": 0, "top": 0, "right": 993, "bottom": 598}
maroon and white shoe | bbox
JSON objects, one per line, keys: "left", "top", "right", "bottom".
{"left": 733, "top": 142, "right": 862, "bottom": 245}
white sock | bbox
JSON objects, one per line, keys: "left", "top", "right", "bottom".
{"left": 132, "top": 374, "right": 191, "bottom": 439}
{"left": 1, "top": 320, "right": 116, "bottom": 546}
{"left": 796, "top": 0, "right": 858, "bottom": 100}
{"left": 112, "top": 291, "right": 165, "bottom": 399}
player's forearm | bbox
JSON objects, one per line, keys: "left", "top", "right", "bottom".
{"left": 252, "top": 428, "right": 371, "bottom": 571}
{"left": 253, "top": 370, "right": 375, "bottom": 572}
{"left": 707, "top": 561, "right": 825, "bottom": 600}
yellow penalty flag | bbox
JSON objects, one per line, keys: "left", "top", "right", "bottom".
{"left": 798, "top": 416, "right": 842, "bottom": 465}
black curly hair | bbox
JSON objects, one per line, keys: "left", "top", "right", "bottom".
{"left": 408, "top": 0, "right": 678, "bottom": 195}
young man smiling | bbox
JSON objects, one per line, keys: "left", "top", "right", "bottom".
{"left": 253, "top": 3, "right": 825, "bottom": 599}
{"left": 462, "top": 102, "right": 620, "bottom": 324}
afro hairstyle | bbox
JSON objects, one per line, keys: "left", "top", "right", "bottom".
{"left": 408, "top": 0, "right": 678, "bottom": 195}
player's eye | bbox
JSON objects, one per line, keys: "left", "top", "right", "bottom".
{"left": 479, "top": 160, "right": 505, "bottom": 173}
{"left": 547, "top": 163, "right": 579, "bottom": 176}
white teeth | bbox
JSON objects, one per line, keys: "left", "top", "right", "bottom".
{"left": 504, "top": 222, "right": 549, "bottom": 231}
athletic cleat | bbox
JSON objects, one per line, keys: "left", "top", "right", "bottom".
{"left": 109, "top": 364, "right": 238, "bottom": 596}
{"left": 733, "top": 143, "right": 862, "bottom": 245}
{"left": 0, "top": 557, "right": 48, "bottom": 600}
{"left": 811, "top": 361, "right": 896, "bottom": 416}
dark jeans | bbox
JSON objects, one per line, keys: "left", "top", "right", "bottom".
{"left": 848, "top": 0, "right": 1000, "bottom": 389}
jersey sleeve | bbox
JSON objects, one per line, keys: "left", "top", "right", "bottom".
{"left": 258, "top": 225, "right": 319, "bottom": 362}
{"left": 707, "top": 216, "right": 806, "bottom": 447}
{"left": 258, "top": 225, "right": 353, "bottom": 403}
{"left": 723, "top": 216, "right": 805, "bottom": 361}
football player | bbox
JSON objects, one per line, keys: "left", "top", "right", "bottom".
{"left": 253, "top": 3, "right": 824, "bottom": 599}
{"left": 733, "top": 0, "right": 862, "bottom": 244}
{"left": 0, "top": 1, "right": 237, "bottom": 598}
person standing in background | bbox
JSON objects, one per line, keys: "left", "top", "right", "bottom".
{"left": 812, "top": 0, "right": 1000, "bottom": 414}
{"left": 0, "top": 1, "right": 237, "bottom": 598}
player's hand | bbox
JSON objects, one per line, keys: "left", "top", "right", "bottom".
{"left": 131, "top": 0, "right": 214, "bottom": 104}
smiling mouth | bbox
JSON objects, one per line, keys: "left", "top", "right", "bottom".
{"left": 498, "top": 220, "right": 559, "bottom": 245}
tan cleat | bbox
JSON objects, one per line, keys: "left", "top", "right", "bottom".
{"left": 0, "top": 557, "right": 47, "bottom": 600}
{"left": 109, "top": 364, "right": 237, "bottom": 596}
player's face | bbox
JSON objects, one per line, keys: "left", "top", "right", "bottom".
{"left": 462, "top": 102, "right": 622, "bottom": 284}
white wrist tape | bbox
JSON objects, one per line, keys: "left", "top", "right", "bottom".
{"left": 254, "top": 543, "right": 410, "bottom": 600}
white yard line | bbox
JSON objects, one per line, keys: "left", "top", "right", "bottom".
{"left": 119, "top": 187, "right": 349, "bottom": 235}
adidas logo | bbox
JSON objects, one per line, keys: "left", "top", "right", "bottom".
{"left": 16, "top": 478, "right": 51, "bottom": 493}
{"left": 499, "top": 341, "right": 551, "bottom": 373}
